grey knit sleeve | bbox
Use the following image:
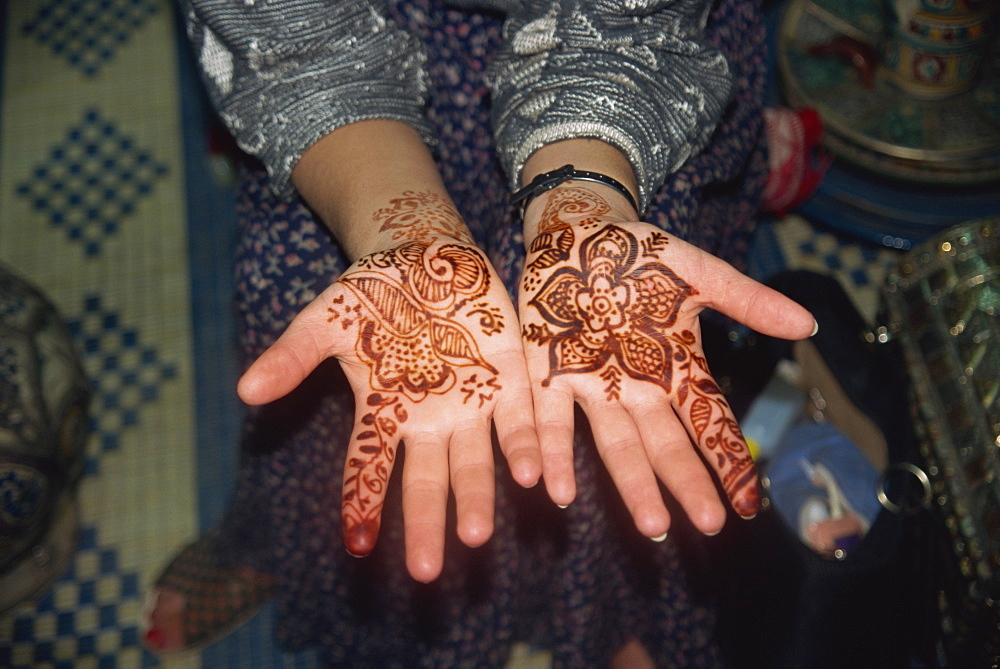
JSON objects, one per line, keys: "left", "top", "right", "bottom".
{"left": 483, "top": 0, "right": 733, "bottom": 213}
{"left": 181, "top": 0, "right": 432, "bottom": 197}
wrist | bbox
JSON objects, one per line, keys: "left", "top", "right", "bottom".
{"left": 521, "top": 182, "right": 634, "bottom": 249}
{"left": 362, "top": 190, "right": 475, "bottom": 258}
{"left": 518, "top": 139, "right": 640, "bottom": 248}
{"left": 292, "top": 120, "right": 471, "bottom": 259}
{"left": 513, "top": 164, "right": 639, "bottom": 215}
{"left": 520, "top": 139, "right": 638, "bottom": 205}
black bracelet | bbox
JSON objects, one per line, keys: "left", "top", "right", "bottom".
{"left": 511, "top": 164, "right": 639, "bottom": 213}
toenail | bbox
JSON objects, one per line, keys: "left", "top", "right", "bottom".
{"left": 145, "top": 627, "right": 166, "bottom": 650}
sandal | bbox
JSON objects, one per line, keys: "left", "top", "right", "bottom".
{"left": 141, "top": 535, "right": 273, "bottom": 654}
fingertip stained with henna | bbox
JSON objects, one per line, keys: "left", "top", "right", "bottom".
{"left": 734, "top": 486, "right": 761, "bottom": 519}
{"left": 343, "top": 518, "right": 381, "bottom": 557}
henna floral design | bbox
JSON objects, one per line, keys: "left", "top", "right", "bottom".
{"left": 523, "top": 187, "right": 612, "bottom": 293}
{"left": 535, "top": 186, "right": 611, "bottom": 236}
{"left": 523, "top": 215, "right": 760, "bottom": 517}
{"left": 329, "top": 239, "right": 503, "bottom": 554}
{"left": 525, "top": 224, "right": 694, "bottom": 394}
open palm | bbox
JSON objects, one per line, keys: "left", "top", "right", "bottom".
{"left": 239, "top": 238, "right": 540, "bottom": 582}
{"left": 519, "top": 186, "right": 815, "bottom": 538}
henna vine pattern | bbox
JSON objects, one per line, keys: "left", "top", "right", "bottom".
{"left": 671, "top": 331, "right": 760, "bottom": 515}
{"left": 641, "top": 231, "right": 670, "bottom": 258}
{"left": 329, "top": 239, "right": 503, "bottom": 554}
{"left": 341, "top": 391, "right": 408, "bottom": 555}
{"left": 375, "top": 191, "right": 473, "bottom": 244}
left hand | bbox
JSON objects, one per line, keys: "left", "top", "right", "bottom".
{"left": 239, "top": 225, "right": 540, "bottom": 583}
{"left": 519, "top": 185, "right": 816, "bottom": 538}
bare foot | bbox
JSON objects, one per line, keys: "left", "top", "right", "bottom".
{"left": 142, "top": 587, "right": 187, "bottom": 653}
{"left": 141, "top": 544, "right": 273, "bottom": 655}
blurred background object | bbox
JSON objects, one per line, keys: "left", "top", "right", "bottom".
{"left": 774, "top": 0, "right": 1000, "bottom": 248}
{"left": 883, "top": 216, "right": 1000, "bottom": 666}
{"left": 0, "top": 265, "right": 90, "bottom": 613}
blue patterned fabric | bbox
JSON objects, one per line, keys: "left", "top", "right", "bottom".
{"left": 68, "top": 295, "right": 179, "bottom": 466}
{"left": 208, "top": 0, "right": 768, "bottom": 665}
{"left": 0, "top": 526, "right": 147, "bottom": 668}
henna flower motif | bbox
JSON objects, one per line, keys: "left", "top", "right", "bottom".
{"left": 528, "top": 225, "right": 695, "bottom": 392}
{"left": 575, "top": 269, "right": 629, "bottom": 340}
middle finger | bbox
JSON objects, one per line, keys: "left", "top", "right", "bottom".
{"left": 578, "top": 393, "right": 671, "bottom": 540}
{"left": 402, "top": 432, "right": 450, "bottom": 583}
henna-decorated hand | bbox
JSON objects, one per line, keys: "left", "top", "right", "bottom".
{"left": 238, "top": 193, "right": 541, "bottom": 582}
{"left": 519, "top": 186, "right": 816, "bottom": 538}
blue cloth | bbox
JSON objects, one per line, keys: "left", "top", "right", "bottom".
{"left": 766, "top": 421, "right": 882, "bottom": 539}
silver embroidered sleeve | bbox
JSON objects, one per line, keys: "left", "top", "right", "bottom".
{"left": 485, "top": 0, "right": 733, "bottom": 213}
{"left": 182, "top": 0, "right": 432, "bottom": 198}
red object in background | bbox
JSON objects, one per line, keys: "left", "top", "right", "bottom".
{"left": 761, "top": 106, "right": 832, "bottom": 217}
{"left": 807, "top": 36, "right": 879, "bottom": 90}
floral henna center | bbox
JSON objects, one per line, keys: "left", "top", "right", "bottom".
{"left": 330, "top": 241, "right": 503, "bottom": 555}
{"left": 525, "top": 224, "right": 694, "bottom": 392}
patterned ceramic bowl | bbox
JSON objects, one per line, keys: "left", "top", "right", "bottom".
{"left": 0, "top": 265, "right": 90, "bottom": 612}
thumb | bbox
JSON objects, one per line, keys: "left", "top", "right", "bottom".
{"left": 237, "top": 287, "right": 352, "bottom": 405}
{"left": 700, "top": 255, "right": 816, "bottom": 341}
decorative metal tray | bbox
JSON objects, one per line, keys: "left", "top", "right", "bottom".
{"left": 778, "top": 0, "right": 1000, "bottom": 185}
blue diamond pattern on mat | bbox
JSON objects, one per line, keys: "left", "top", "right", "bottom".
{"left": 67, "top": 294, "right": 177, "bottom": 471}
{"left": 22, "top": 0, "right": 161, "bottom": 76}
{"left": 0, "top": 525, "right": 161, "bottom": 668}
{"left": 850, "top": 268, "right": 870, "bottom": 287}
{"left": 775, "top": 216, "right": 903, "bottom": 323}
{"left": 16, "top": 109, "right": 169, "bottom": 257}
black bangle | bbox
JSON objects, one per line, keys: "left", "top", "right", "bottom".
{"left": 511, "top": 164, "right": 639, "bottom": 214}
